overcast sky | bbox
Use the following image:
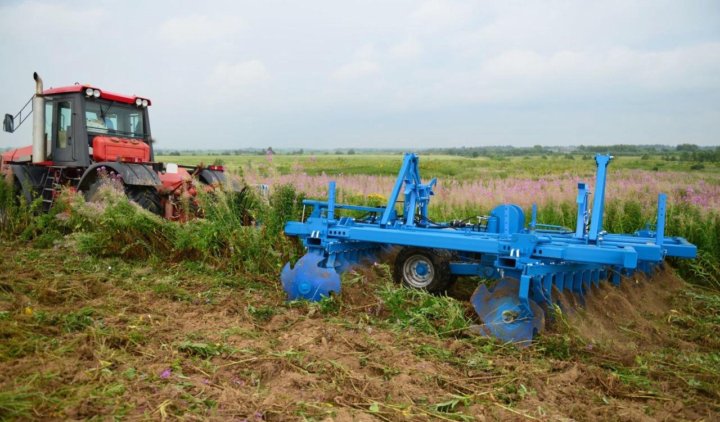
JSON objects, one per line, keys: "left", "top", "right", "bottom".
{"left": 1, "top": 0, "right": 718, "bottom": 150}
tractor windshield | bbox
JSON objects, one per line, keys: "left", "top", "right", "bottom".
{"left": 85, "top": 99, "right": 146, "bottom": 139}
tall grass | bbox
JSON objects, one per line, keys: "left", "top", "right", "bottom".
{"left": 0, "top": 173, "right": 717, "bottom": 289}
{"left": 0, "top": 179, "right": 305, "bottom": 278}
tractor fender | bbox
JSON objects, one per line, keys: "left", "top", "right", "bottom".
{"left": 8, "top": 164, "right": 45, "bottom": 203}
{"left": 78, "top": 162, "right": 161, "bottom": 191}
{"left": 196, "top": 168, "right": 247, "bottom": 192}
{"left": 197, "top": 168, "right": 227, "bottom": 186}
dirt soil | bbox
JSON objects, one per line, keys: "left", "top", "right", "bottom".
{"left": 0, "top": 241, "right": 718, "bottom": 421}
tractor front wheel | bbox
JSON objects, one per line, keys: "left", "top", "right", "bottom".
{"left": 393, "top": 247, "right": 453, "bottom": 293}
{"left": 11, "top": 177, "right": 23, "bottom": 205}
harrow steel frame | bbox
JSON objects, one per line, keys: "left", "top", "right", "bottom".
{"left": 282, "top": 153, "right": 697, "bottom": 343}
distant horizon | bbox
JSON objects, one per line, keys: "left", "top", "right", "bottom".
{"left": 4, "top": 143, "right": 720, "bottom": 153}
{"left": 151, "top": 143, "right": 719, "bottom": 152}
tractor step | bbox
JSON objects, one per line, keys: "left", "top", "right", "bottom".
{"left": 41, "top": 167, "right": 63, "bottom": 212}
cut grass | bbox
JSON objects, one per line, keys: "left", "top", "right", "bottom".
{"left": 0, "top": 386, "right": 38, "bottom": 419}
{"left": 0, "top": 241, "right": 718, "bottom": 418}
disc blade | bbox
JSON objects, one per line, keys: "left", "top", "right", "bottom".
{"left": 471, "top": 278, "right": 545, "bottom": 345}
{"left": 280, "top": 252, "right": 341, "bottom": 301}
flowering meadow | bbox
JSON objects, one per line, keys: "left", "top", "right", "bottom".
{"left": 161, "top": 153, "right": 718, "bottom": 215}
{"left": 242, "top": 166, "right": 719, "bottom": 218}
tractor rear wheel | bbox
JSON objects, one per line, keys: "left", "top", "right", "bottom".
{"left": 393, "top": 247, "right": 453, "bottom": 293}
{"left": 85, "top": 179, "right": 162, "bottom": 216}
{"left": 125, "top": 186, "right": 162, "bottom": 215}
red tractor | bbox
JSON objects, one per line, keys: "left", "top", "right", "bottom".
{"left": 2, "top": 73, "right": 236, "bottom": 220}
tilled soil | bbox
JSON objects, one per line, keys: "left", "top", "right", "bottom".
{"left": 0, "top": 241, "right": 718, "bottom": 421}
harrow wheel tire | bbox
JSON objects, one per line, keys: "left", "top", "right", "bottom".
{"left": 393, "top": 247, "right": 453, "bottom": 293}
{"left": 85, "top": 179, "right": 162, "bottom": 216}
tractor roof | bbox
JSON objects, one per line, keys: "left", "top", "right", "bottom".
{"left": 42, "top": 85, "right": 152, "bottom": 106}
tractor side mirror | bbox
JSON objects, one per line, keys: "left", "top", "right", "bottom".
{"left": 3, "top": 114, "right": 14, "bottom": 133}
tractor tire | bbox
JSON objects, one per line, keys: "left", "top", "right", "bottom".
{"left": 125, "top": 186, "right": 162, "bottom": 216}
{"left": 12, "top": 177, "right": 23, "bottom": 205}
{"left": 8, "top": 176, "right": 34, "bottom": 206}
{"left": 1, "top": 178, "right": 24, "bottom": 224}
{"left": 393, "top": 247, "right": 454, "bottom": 293}
{"left": 85, "top": 179, "right": 162, "bottom": 216}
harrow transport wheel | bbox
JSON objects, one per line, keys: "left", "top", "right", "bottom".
{"left": 393, "top": 247, "right": 453, "bottom": 293}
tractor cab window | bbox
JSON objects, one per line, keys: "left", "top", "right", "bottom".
{"left": 57, "top": 102, "right": 72, "bottom": 148}
{"left": 85, "top": 99, "right": 145, "bottom": 140}
{"left": 44, "top": 102, "right": 52, "bottom": 144}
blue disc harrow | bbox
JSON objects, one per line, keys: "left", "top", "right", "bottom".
{"left": 281, "top": 153, "right": 697, "bottom": 344}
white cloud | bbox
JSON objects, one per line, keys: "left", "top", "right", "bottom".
{"left": 410, "top": 0, "right": 473, "bottom": 31}
{"left": 395, "top": 42, "right": 720, "bottom": 108}
{"left": 208, "top": 59, "right": 270, "bottom": 90}
{"left": 352, "top": 44, "right": 379, "bottom": 61}
{"left": 0, "top": 1, "right": 105, "bottom": 36}
{"left": 158, "top": 14, "right": 244, "bottom": 44}
{"left": 389, "top": 39, "right": 423, "bottom": 59}
{"left": 332, "top": 60, "right": 380, "bottom": 80}
{"left": 478, "top": 44, "right": 720, "bottom": 97}
{"left": 201, "top": 59, "right": 270, "bottom": 106}
{"left": 330, "top": 44, "right": 383, "bottom": 81}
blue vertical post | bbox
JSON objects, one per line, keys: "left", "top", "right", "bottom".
{"left": 531, "top": 204, "right": 537, "bottom": 231}
{"left": 380, "top": 153, "right": 414, "bottom": 226}
{"left": 503, "top": 205, "right": 510, "bottom": 237}
{"left": 656, "top": 193, "right": 666, "bottom": 246}
{"left": 589, "top": 155, "right": 612, "bottom": 242}
{"left": 575, "top": 183, "right": 588, "bottom": 239}
{"left": 519, "top": 274, "right": 533, "bottom": 316}
{"left": 405, "top": 192, "right": 417, "bottom": 226}
{"left": 327, "top": 181, "right": 336, "bottom": 221}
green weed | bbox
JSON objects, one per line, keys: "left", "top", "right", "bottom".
{"left": 247, "top": 304, "right": 276, "bottom": 321}
{"left": 61, "top": 308, "right": 96, "bottom": 332}
{"left": 152, "top": 280, "right": 192, "bottom": 302}
{"left": 176, "top": 341, "right": 235, "bottom": 358}
{"left": 377, "top": 282, "right": 470, "bottom": 337}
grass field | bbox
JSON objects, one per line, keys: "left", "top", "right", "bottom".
{"left": 157, "top": 153, "right": 720, "bottom": 180}
{"left": 1, "top": 153, "right": 719, "bottom": 420}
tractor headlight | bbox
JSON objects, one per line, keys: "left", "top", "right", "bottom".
{"left": 85, "top": 88, "right": 94, "bottom": 97}
{"left": 93, "top": 89, "right": 101, "bottom": 98}
{"left": 135, "top": 98, "right": 142, "bottom": 106}
{"left": 141, "top": 99, "right": 148, "bottom": 107}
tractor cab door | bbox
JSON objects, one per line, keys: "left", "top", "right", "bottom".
{"left": 47, "top": 97, "right": 76, "bottom": 164}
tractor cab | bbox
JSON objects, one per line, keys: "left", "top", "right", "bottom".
{"left": 3, "top": 75, "right": 154, "bottom": 168}
{"left": 2, "top": 73, "right": 238, "bottom": 221}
